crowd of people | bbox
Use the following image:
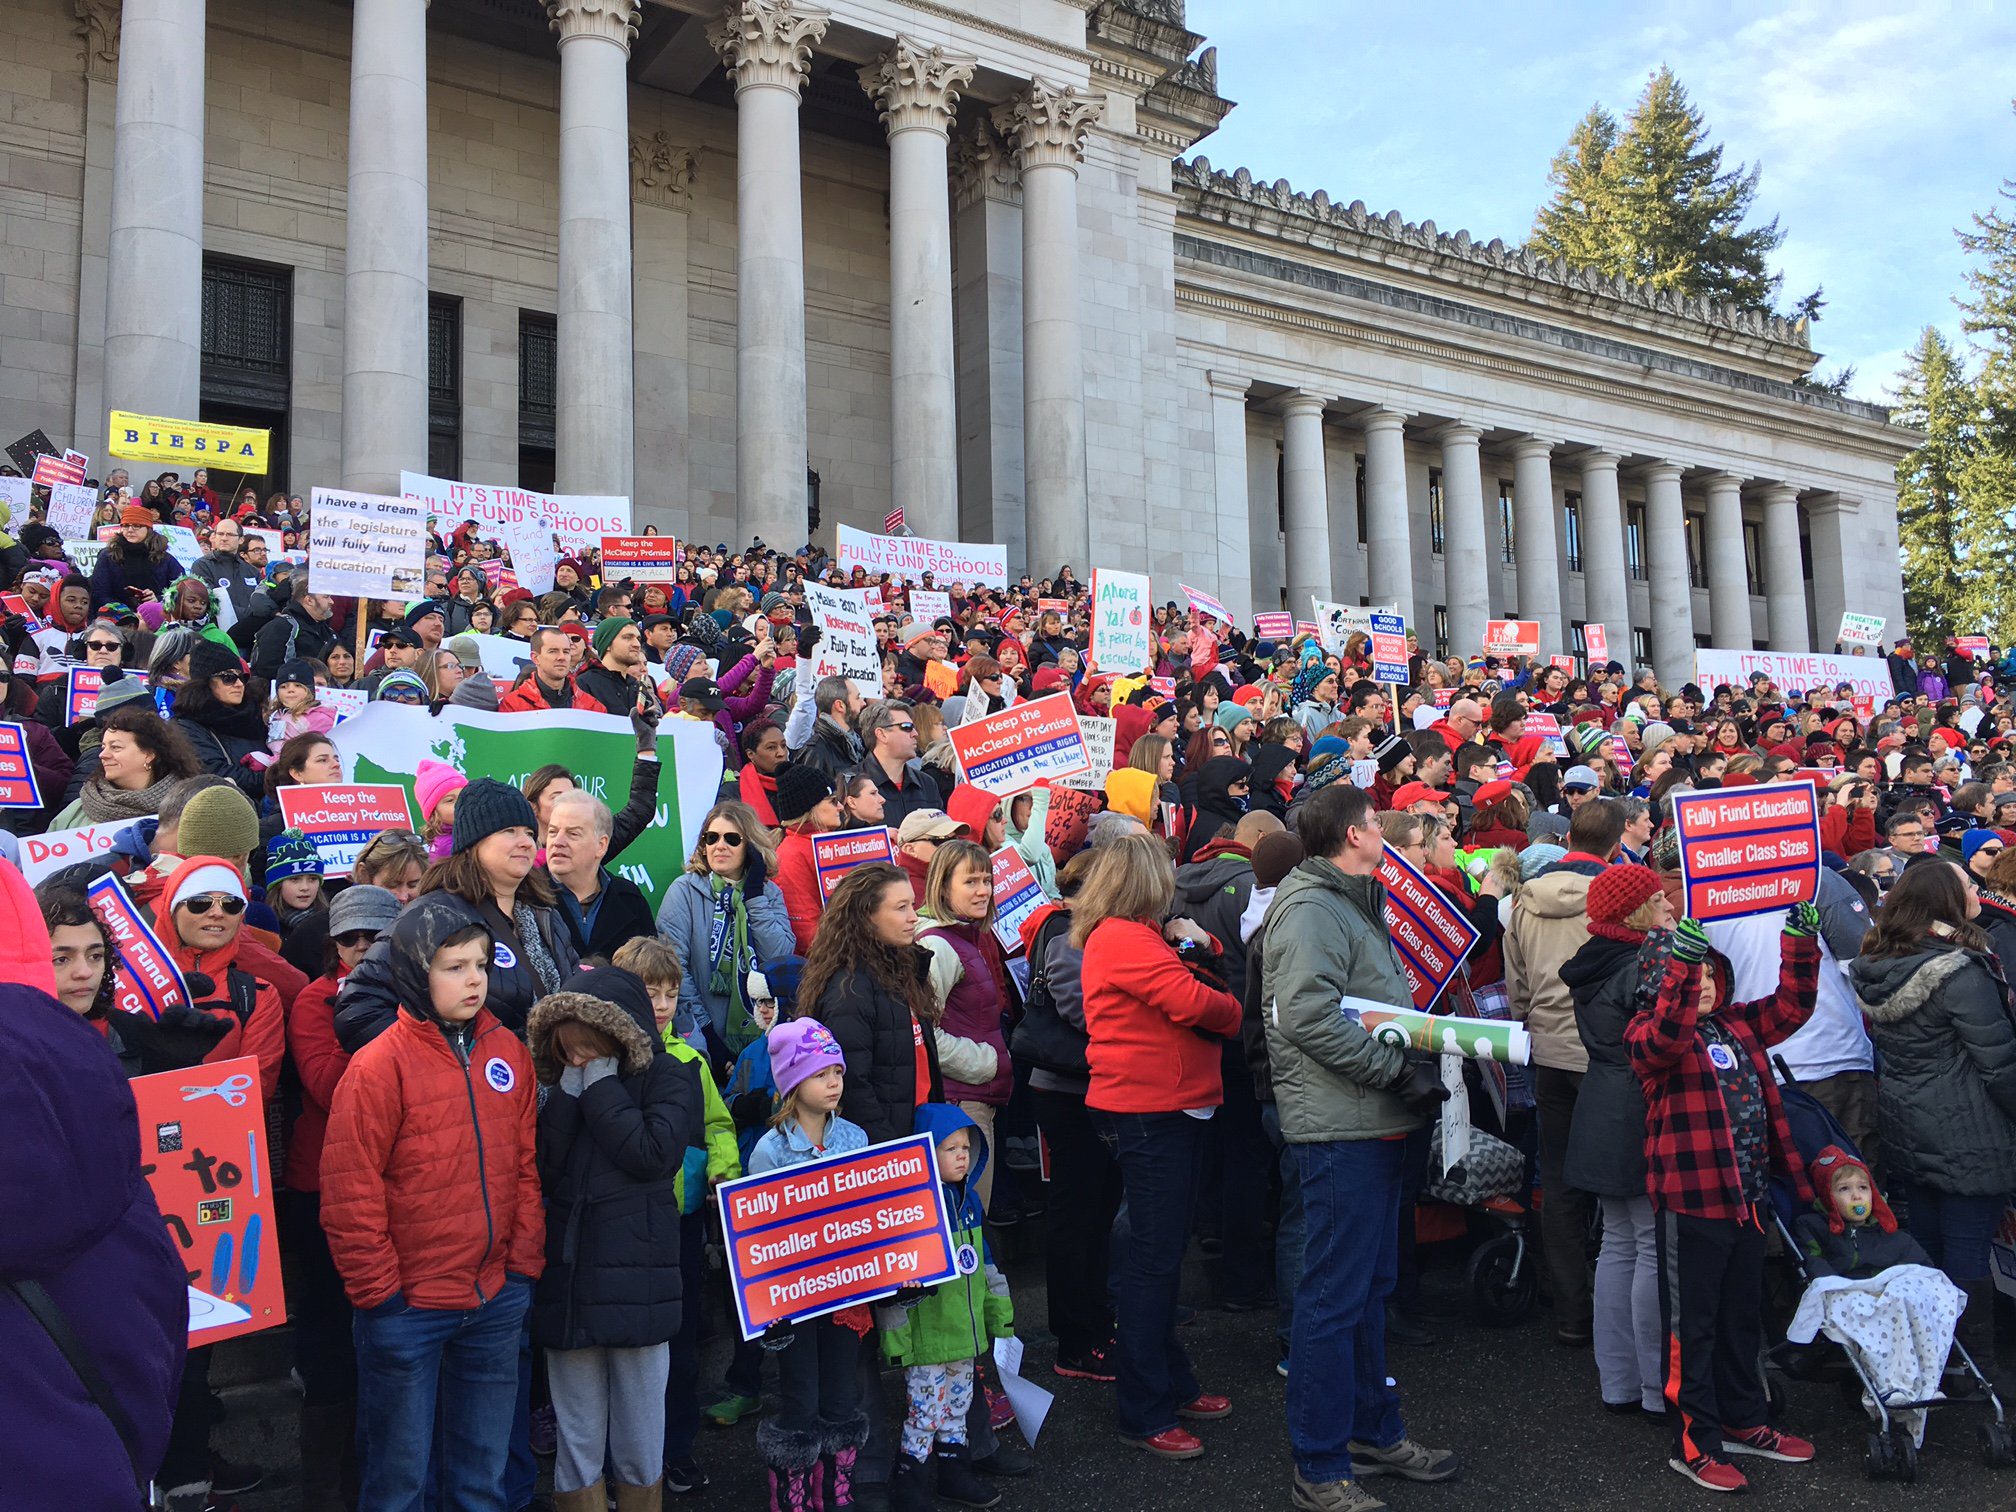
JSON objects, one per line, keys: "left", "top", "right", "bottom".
{"left": 3, "top": 469, "right": 2015, "bottom": 1512}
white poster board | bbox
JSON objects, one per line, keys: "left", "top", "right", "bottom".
{"left": 308, "top": 487, "right": 429, "bottom": 600}
{"left": 803, "top": 583, "right": 881, "bottom": 689}
{"left": 399, "top": 470, "right": 630, "bottom": 553}
{"left": 1089, "top": 569, "right": 1153, "bottom": 673}
{"left": 834, "top": 523, "right": 1008, "bottom": 590}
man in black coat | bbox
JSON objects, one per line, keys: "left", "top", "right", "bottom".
{"left": 250, "top": 582, "right": 339, "bottom": 679}
{"left": 545, "top": 788, "right": 655, "bottom": 960}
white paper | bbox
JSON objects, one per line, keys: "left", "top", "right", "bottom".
{"left": 504, "top": 515, "right": 558, "bottom": 596}
{"left": 803, "top": 583, "right": 881, "bottom": 689}
{"left": 43, "top": 480, "right": 96, "bottom": 540}
{"left": 1054, "top": 715, "right": 1116, "bottom": 791}
{"left": 308, "top": 486, "right": 429, "bottom": 600}
{"left": 400, "top": 469, "right": 629, "bottom": 553}
{"left": 991, "top": 1337, "right": 1053, "bottom": 1446}
{"left": 1088, "top": 569, "right": 1153, "bottom": 672}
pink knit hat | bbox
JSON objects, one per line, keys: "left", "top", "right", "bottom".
{"left": 767, "top": 1018, "right": 845, "bottom": 1098}
{"left": 414, "top": 759, "right": 467, "bottom": 823}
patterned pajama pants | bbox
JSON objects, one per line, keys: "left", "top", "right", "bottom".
{"left": 900, "top": 1358, "right": 975, "bottom": 1461}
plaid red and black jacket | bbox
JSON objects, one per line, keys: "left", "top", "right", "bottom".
{"left": 1625, "top": 934, "right": 1820, "bottom": 1221}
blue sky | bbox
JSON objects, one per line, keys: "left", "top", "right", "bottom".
{"left": 1184, "top": 0, "right": 2016, "bottom": 402}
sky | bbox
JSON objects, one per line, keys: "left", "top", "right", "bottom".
{"left": 1183, "top": 0, "right": 2016, "bottom": 403}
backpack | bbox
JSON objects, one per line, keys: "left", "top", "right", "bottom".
{"left": 1007, "top": 910, "right": 1087, "bottom": 1078}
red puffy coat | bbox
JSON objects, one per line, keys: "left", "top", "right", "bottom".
{"left": 320, "top": 1007, "right": 544, "bottom": 1311}
{"left": 1080, "top": 916, "right": 1241, "bottom": 1115}
{"left": 776, "top": 827, "right": 823, "bottom": 953}
{"left": 498, "top": 673, "right": 608, "bottom": 715}
{"left": 283, "top": 970, "right": 350, "bottom": 1193}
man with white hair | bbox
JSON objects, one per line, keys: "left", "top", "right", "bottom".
{"left": 544, "top": 788, "right": 652, "bottom": 959}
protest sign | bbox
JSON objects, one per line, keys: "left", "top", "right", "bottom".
{"left": 109, "top": 410, "right": 270, "bottom": 470}
{"left": 1432, "top": 688, "right": 1456, "bottom": 708}
{"left": 1483, "top": 619, "right": 1540, "bottom": 657}
{"left": 1036, "top": 597, "right": 1068, "bottom": 615}
{"left": 132, "top": 1057, "right": 288, "bottom": 1344}
{"left": 5, "top": 427, "right": 56, "bottom": 474}
{"left": 279, "top": 784, "right": 417, "bottom": 877}
{"left": 1583, "top": 623, "right": 1609, "bottom": 666}
{"left": 44, "top": 480, "right": 96, "bottom": 540}
{"left": 0, "top": 721, "right": 40, "bottom": 806}
{"left": 98, "top": 521, "right": 201, "bottom": 563}
{"left": 20, "top": 821, "right": 120, "bottom": 884}
{"left": 990, "top": 846, "right": 1046, "bottom": 954}
{"left": 1295, "top": 619, "right": 1320, "bottom": 641}
{"left": 308, "top": 487, "right": 428, "bottom": 600}
{"left": 1524, "top": 710, "right": 1567, "bottom": 756}
{"left": 455, "top": 633, "right": 533, "bottom": 685}
{"left": 1311, "top": 598, "right": 1368, "bottom": 655}
{"left": 68, "top": 538, "right": 103, "bottom": 574}
{"left": 803, "top": 583, "right": 881, "bottom": 689}
{"left": 1693, "top": 647, "right": 1892, "bottom": 702}
{"left": 1370, "top": 611, "right": 1409, "bottom": 685}
{"left": 1671, "top": 780, "right": 1821, "bottom": 922}
{"left": 331, "top": 703, "right": 722, "bottom": 910}
{"left": 401, "top": 470, "right": 630, "bottom": 553}
{"left": 1609, "top": 733, "right": 1633, "bottom": 769}
{"left": 600, "top": 533, "right": 679, "bottom": 582}
{"left": 1376, "top": 843, "right": 1481, "bottom": 1011}
{"left": 1181, "top": 583, "right": 1230, "bottom": 625}
{"left": 1956, "top": 635, "right": 1991, "bottom": 660}
{"left": 64, "top": 665, "right": 102, "bottom": 724}
{"left": 86, "top": 873, "right": 191, "bottom": 1021}
{"left": 811, "top": 827, "right": 896, "bottom": 902}
{"left": 834, "top": 522, "right": 1007, "bottom": 590}
{"left": 1088, "top": 569, "right": 1153, "bottom": 672}
{"left": 862, "top": 586, "right": 885, "bottom": 615}
{"left": 33, "top": 451, "right": 86, "bottom": 487}
{"left": 0, "top": 590, "right": 41, "bottom": 631}
{"left": 0, "top": 474, "right": 27, "bottom": 516}
{"left": 949, "top": 694, "right": 1090, "bottom": 794}
{"left": 1254, "top": 611, "right": 1294, "bottom": 641}
{"left": 716, "top": 1131, "right": 960, "bottom": 1340}
{"left": 503, "top": 516, "right": 558, "bottom": 596}
{"left": 1347, "top": 1004, "right": 1532, "bottom": 1066}
{"left": 1549, "top": 654, "right": 1577, "bottom": 673}
{"left": 909, "top": 589, "right": 951, "bottom": 625}
{"left": 318, "top": 685, "right": 370, "bottom": 723}
{"left": 1836, "top": 612, "right": 1885, "bottom": 648}
{"left": 1054, "top": 714, "right": 1116, "bottom": 791}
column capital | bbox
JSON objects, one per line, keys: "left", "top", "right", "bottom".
{"left": 73, "top": 0, "right": 120, "bottom": 80}
{"left": 547, "top": 0, "right": 640, "bottom": 49}
{"left": 1578, "top": 448, "right": 1622, "bottom": 473}
{"left": 1757, "top": 480, "right": 1800, "bottom": 505}
{"left": 1509, "top": 433, "right": 1558, "bottom": 460}
{"left": 1699, "top": 470, "right": 1746, "bottom": 493}
{"left": 951, "top": 112, "right": 1017, "bottom": 209}
{"left": 1359, "top": 405, "right": 1408, "bottom": 436}
{"left": 861, "top": 36, "right": 976, "bottom": 137}
{"left": 1803, "top": 491, "right": 1861, "bottom": 519}
{"left": 1205, "top": 370, "right": 1250, "bottom": 401}
{"left": 1640, "top": 459, "right": 1684, "bottom": 486}
{"left": 709, "top": 0, "right": 831, "bottom": 95}
{"left": 629, "top": 130, "right": 698, "bottom": 209}
{"left": 996, "top": 78, "right": 1105, "bottom": 171}
{"left": 1432, "top": 420, "right": 1484, "bottom": 448}
{"left": 1280, "top": 391, "right": 1329, "bottom": 420}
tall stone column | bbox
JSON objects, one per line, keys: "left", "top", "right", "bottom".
{"left": 549, "top": 0, "right": 640, "bottom": 499}
{"left": 951, "top": 115, "right": 1024, "bottom": 564}
{"left": 1805, "top": 493, "right": 1858, "bottom": 653}
{"left": 1511, "top": 436, "right": 1564, "bottom": 653}
{"left": 104, "top": 0, "right": 207, "bottom": 425}
{"left": 999, "top": 79, "right": 1104, "bottom": 578}
{"left": 1361, "top": 406, "right": 1413, "bottom": 623}
{"left": 1207, "top": 371, "right": 1254, "bottom": 625}
{"left": 340, "top": 0, "right": 430, "bottom": 494}
{"left": 1642, "top": 461, "right": 1692, "bottom": 683}
{"left": 864, "top": 38, "right": 974, "bottom": 541}
{"left": 1578, "top": 450, "right": 1630, "bottom": 661}
{"left": 1281, "top": 393, "right": 1331, "bottom": 614}
{"left": 1702, "top": 472, "right": 1752, "bottom": 649}
{"left": 1436, "top": 422, "right": 1489, "bottom": 656}
{"left": 1759, "top": 482, "right": 1809, "bottom": 652}
{"left": 710, "top": 0, "right": 830, "bottom": 548}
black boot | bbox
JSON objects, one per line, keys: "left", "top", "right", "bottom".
{"left": 887, "top": 1453, "right": 932, "bottom": 1512}
{"left": 297, "top": 1400, "right": 355, "bottom": 1512}
{"left": 932, "top": 1444, "right": 1000, "bottom": 1509}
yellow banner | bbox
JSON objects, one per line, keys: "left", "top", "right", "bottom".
{"left": 107, "top": 410, "right": 270, "bottom": 470}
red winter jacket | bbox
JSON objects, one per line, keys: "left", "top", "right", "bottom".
{"left": 283, "top": 970, "right": 351, "bottom": 1193}
{"left": 738, "top": 763, "right": 779, "bottom": 827}
{"left": 1080, "top": 916, "right": 1242, "bottom": 1115}
{"left": 1820, "top": 803, "right": 1876, "bottom": 858}
{"left": 776, "top": 827, "right": 823, "bottom": 954}
{"left": 498, "top": 673, "right": 608, "bottom": 715}
{"left": 127, "top": 855, "right": 306, "bottom": 1010}
{"left": 320, "top": 1006, "right": 544, "bottom": 1311}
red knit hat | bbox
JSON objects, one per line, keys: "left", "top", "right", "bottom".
{"left": 1807, "top": 1144, "right": 1897, "bottom": 1235}
{"left": 0, "top": 861, "right": 57, "bottom": 997}
{"left": 1585, "top": 863, "right": 1665, "bottom": 943}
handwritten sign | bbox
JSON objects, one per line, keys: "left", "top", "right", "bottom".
{"left": 1054, "top": 714, "right": 1116, "bottom": 792}
{"left": 278, "top": 784, "right": 416, "bottom": 877}
{"left": 716, "top": 1132, "right": 959, "bottom": 1339}
{"left": 802, "top": 582, "right": 881, "bottom": 691}
{"left": 1483, "top": 619, "right": 1540, "bottom": 657}
{"left": 1088, "top": 569, "right": 1153, "bottom": 672}
{"left": 1837, "top": 612, "right": 1885, "bottom": 648}
{"left": 1180, "top": 583, "right": 1230, "bottom": 625}
{"left": 1671, "top": 780, "right": 1821, "bottom": 922}
{"left": 502, "top": 515, "right": 557, "bottom": 596}
{"left": 0, "top": 721, "right": 41, "bottom": 807}
{"left": 308, "top": 487, "right": 428, "bottom": 600}
{"left": 835, "top": 523, "right": 1006, "bottom": 590}
{"left": 45, "top": 479, "right": 97, "bottom": 540}
{"left": 909, "top": 589, "right": 951, "bottom": 625}
{"left": 989, "top": 846, "right": 1046, "bottom": 954}
{"left": 948, "top": 693, "right": 1090, "bottom": 794}
{"left": 1375, "top": 843, "right": 1480, "bottom": 1011}
{"left": 132, "top": 1057, "right": 288, "bottom": 1343}
{"left": 86, "top": 873, "right": 191, "bottom": 1022}
{"left": 810, "top": 827, "right": 897, "bottom": 902}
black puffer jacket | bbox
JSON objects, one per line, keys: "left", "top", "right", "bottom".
{"left": 813, "top": 952, "right": 944, "bottom": 1144}
{"left": 1851, "top": 945, "right": 2016, "bottom": 1196}
{"left": 1560, "top": 929, "right": 1667, "bottom": 1199}
{"left": 526, "top": 969, "right": 699, "bottom": 1350}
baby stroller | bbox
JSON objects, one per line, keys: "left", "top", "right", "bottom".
{"left": 1761, "top": 1059, "right": 2012, "bottom": 1481}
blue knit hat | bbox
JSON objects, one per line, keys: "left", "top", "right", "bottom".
{"left": 265, "top": 828, "right": 323, "bottom": 882}
{"left": 1961, "top": 828, "right": 2002, "bottom": 866}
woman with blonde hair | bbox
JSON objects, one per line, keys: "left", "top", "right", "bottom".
{"left": 917, "top": 838, "right": 1013, "bottom": 1205}
{"left": 655, "top": 798, "right": 795, "bottom": 1057}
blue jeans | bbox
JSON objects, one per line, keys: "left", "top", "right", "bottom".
{"left": 1899, "top": 1183, "right": 2004, "bottom": 1282}
{"left": 1092, "top": 1109, "right": 1206, "bottom": 1438}
{"left": 1289, "top": 1139, "right": 1406, "bottom": 1482}
{"left": 354, "top": 1281, "right": 533, "bottom": 1512}
{"left": 1260, "top": 1104, "right": 1305, "bottom": 1355}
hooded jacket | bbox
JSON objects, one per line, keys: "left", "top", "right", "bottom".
{"left": 526, "top": 969, "right": 701, "bottom": 1350}
{"left": 1502, "top": 860, "right": 1599, "bottom": 1073}
{"left": 1850, "top": 945, "right": 2016, "bottom": 1196}
{"left": 1561, "top": 929, "right": 1662, "bottom": 1197}
{"left": 878, "top": 1104, "right": 1014, "bottom": 1369}
{"left": 1174, "top": 838, "right": 1256, "bottom": 1000}
{"left": 1179, "top": 755, "right": 1250, "bottom": 864}
{"left": 320, "top": 894, "right": 545, "bottom": 1312}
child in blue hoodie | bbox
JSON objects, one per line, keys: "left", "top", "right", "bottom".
{"left": 879, "top": 1103, "right": 1017, "bottom": 1510}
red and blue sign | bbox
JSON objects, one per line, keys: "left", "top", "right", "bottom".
{"left": 716, "top": 1133, "right": 959, "bottom": 1339}
{"left": 0, "top": 720, "right": 43, "bottom": 807}
{"left": 64, "top": 665, "right": 102, "bottom": 725}
{"left": 86, "top": 873, "right": 192, "bottom": 1021}
{"left": 1376, "top": 843, "right": 1481, "bottom": 1011}
{"left": 1672, "top": 780, "right": 1820, "bottom": 922}
{"left": 277, "top": 784, "right": 416, "bottom": 878}
{"left": 810, "top": 827, "right": 896, "bottom": 902}
{"left": 1371, "top": 612, "right": 1410, "bottom": 685}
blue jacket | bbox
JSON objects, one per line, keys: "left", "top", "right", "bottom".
{"left": 878, "top": 1103, "right": 1014, "bottom": 1368}
{"left": 654, "top": 869, "right": 796, "bottom": 1043}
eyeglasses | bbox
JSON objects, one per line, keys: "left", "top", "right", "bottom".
{"left": 333, "top": 930, "right": 380, "bottom": 948}
{"left": 890, "top": 721, "right": 916, "bottom": 733}
{"left": 1891, "top": 828, "right": 1924, "bottom": 840}
{"left": 213, "top": 670, "right": 244, "bottom": 685}
{"left": 85, "top": 641, "right": 122, "bottom": 653}
{"left": 702, "top": 830, "right": 744, "bottom": 848}
{"left": 181, "top": 894, "right": 245, "bottom": 916}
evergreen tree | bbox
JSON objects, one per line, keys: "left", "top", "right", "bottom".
{"left": 1528, "top": 67, "right": 1786, "bottom": 311}
{"left": 1890, "top": 327, "right": 1974, "bottom": 642}
{"left": 1953, "top": 105, "right": 2016, "bottom": 636}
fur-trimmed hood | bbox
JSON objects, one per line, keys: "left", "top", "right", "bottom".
{"left": 527, "top": 980, "right": 659, "bottom": 1085}
{"left": 1850, "top": 945, "right": 1975, "bottom": 1025}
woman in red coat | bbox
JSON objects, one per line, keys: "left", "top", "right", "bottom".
{"left": 1076, "top": 833, "right": 1243, "bottom": 1460}
{"left": 769, "top": 763, "right": 843, "bottom": 953}
{"left": 150, "top": 854, "right": 285, "bottom": 1098}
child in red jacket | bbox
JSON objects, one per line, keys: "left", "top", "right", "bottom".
{"left": 322, "top": 892, "right": 544, "bottom": 1510}
{"left": 1626, "top": 905, "right": 1822, "bottom": 1495}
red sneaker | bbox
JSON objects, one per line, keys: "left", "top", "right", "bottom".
{"left": 1669, "top": 1453, "right": 1749, "bottom": 1493}
{"left": 1177, "top": 1392, "right": 1233, "bottom": 1421}
{"left": 1724, "top": 1425, "right": 1815, "bottom": 1463}
{"left": 1128, "top": 1426, "right": 1205, "bottom": 1460}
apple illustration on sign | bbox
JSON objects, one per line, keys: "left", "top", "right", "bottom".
{"left": 1128, "top": 607, "right": 1143, "bottom": 626}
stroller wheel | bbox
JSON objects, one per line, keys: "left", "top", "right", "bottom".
{"left": 1866, "top": 1431, "right": 1891, "bottom": 1479}
{"left": 1982, "top": 1418, "right": 2016, "bottom": 1467}
{"left": 1465, "top": 1232, "right": 1536, "bottom": 1328}
{"left": 1891, "top": 1432, "right": 1919, "bottom": 1483}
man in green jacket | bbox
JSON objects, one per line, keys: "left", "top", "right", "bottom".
{"left": 1261, "top": 783, "right": 1460, "bottom": 1512}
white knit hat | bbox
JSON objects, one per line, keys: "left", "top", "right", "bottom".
{"left": 168, "top": 862, "right": 246, "bottom": 913}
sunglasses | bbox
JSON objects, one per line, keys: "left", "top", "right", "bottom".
{"left": 382, "top": 691, "right": 426, "bottom": 704}
{"left": 891, "top": 721, "right": 916, "bottom": 733}
{"left": 702, "top": 830, "right": 744, "bottom": 848}
{"left": 334, "top": 929, "right": 380, "bottom": 948}
{"left": 181, "top": 894, "right": 246, "bottom": 916}
{"left": 85, "top": 641, "right": 122, "bottom": 653}
{"left": 213, "top": 670, "right": 244, "bottom": 685}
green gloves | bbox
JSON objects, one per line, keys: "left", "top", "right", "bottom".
{"left": 1784, "top": 900, "right": 1822, "bottom": 938}
{"left": 1672, "top": 918, "right": 1711, "bottom": 964}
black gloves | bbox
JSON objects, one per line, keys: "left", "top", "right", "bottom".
{"left": 1395, "top": 1059, "right": 1451, "bottom": 1116}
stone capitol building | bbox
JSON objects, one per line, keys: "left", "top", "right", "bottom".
{"left": 10, "top": 0, "right": 1915, "bottom": 681}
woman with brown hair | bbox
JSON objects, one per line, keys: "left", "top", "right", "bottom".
{"left": 49, "top": 703, "right": 203, "bottom": 828}
{"left": 800, "top": 861, "right": 942, "bottom": 1144}
{"left": 523, "top": 762, "right": 577, "bottom": 847}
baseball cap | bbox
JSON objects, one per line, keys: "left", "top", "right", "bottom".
{"left": 897, "top": 808, "right": 967, "bottom": 844}
{"left": 1390, "top": 782, "right": 1450, "bottom": 811}
{"left": 1561, "top": 765, "right": 1600, "bottom": 792}
{"left": 679, "top": 676, "right": 724, "bottom": 712}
